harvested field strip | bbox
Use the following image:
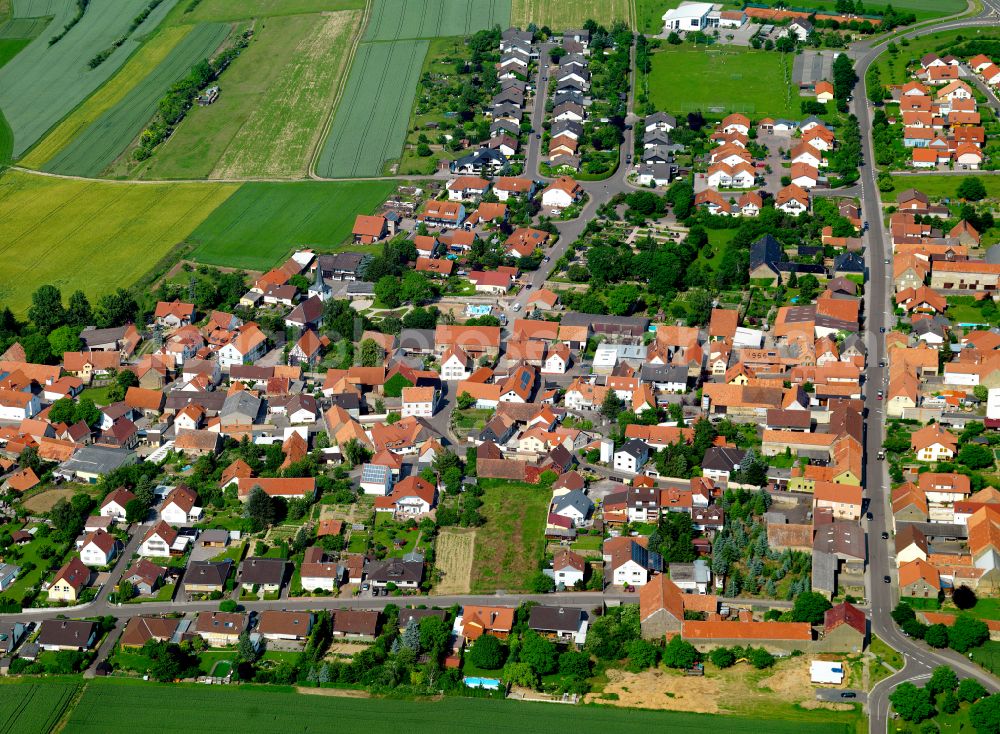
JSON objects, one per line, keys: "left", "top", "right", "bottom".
{"left": 177, "top": 0, "right": 364, "bottom": 23}
{"left": 0, "top": 169, "right": 236, "bottom": 313}
{"left": 0, "top": 680, "right": 79, "bottom": 734}
{"left": 362, "top": 0, "right": 511, "bottom": 41}
{"left": 19, "top": 23, "right": 193, "bottom": 169}
{"left": 432, "top": 528, "right": 475, "bottom": 595}
{"left": 315, "top": 39, "right": 427, "bottom": 177}
{"left": 0, "top": 0, "right": 180, "bottom": 159}
{"left": 40, "top": 22, "right": 229, "bottom": 176}
{"left": 138, "top": 10, "right": 360, "bottom": 180}
{"left": 62, "top": 678, "right": 853, "bottom": 732}
{"left": 512, "top": 0, "right": 632, "bottom": 29}
{"left": 212, "top": 10, "right": 359, "bottom": 178}
{"left": 186, "top": 179, "right": 395, "bottom": 269}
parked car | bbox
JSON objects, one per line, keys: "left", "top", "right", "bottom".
{"left": 866, "top": 512, "right": 873, "bottom": 520}
{"left": 841, "top": 692, "right": 857, "bottom": 699}
{"left": 877, "top": 390, "right": 883, "bottom": 400}
{"left": 884, "top": 575, "right": 891, "bottom": 583}
{"left": 882, "top": 532, "right": 889, "bottom": 540}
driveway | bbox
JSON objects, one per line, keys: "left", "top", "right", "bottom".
{"left": 815, "top": 688, "right": 868, "bottom": 704}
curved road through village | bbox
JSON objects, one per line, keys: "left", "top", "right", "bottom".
{"left": 853, "top": 1, "right": 1000, "bottom": 730}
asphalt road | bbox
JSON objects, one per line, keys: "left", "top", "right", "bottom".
{"left": 852, "top": 3, "right": 1000, "bottom": 730}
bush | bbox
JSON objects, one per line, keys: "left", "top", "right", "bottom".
{"left": 748, "top": 647, "right": 775, "bottom": 669}
{"left": 924, "top": 624, "right": 949, "bottom": 648}
{"left": 958, "top": 678, "right": 987, "bottom": 703}
{"left": 952, "top": 585, "right": 977, "bottom": 610}
{"left": 709, "top": 647, "right": 735, "bottom": 669}
{"left": 661, "top": 635, "right": 698, "bottom": 669}
{"left": 468, "top": 634, "right": 505, "bottom": 670}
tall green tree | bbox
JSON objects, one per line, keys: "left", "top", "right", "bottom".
{"left": 28, "top": 285, "right": 65, "bottom": 334}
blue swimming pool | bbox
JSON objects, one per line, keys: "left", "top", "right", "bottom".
{"left": 465, "top": 304, "right": 492, "bottom": 316}
{"left": 463, "top": 676, "right": 500, "bottom": 690}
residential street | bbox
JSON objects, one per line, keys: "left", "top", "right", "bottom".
{"left": 852, "top": 2, "right": 1000, "bottom": 730}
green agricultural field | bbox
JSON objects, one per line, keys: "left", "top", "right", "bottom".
{"left": 798, "top": 0, "right": 965, "bottom": 19}
{"left": 186, "top": 179, "right": 395, "bottom": 269}
{"left": 886, "top": 174, "right": 1000, "bottom": 200}
{"left": 648, "top": 45, "right": 796, "bottom": 118}
{"left": 470, "top": 478, "right": 549, "bottom": 593}
{"left": 41, "top": 23, "right": 229, "bottom": 176}
{"left": 0, "top": 680, "right": 79, "bottom": 734}
{"left": 0, "top": 16, "right": 50, "bottom": 39}
{"left": 0, "top": 169, "right": 237, "bottom": 312}
{"left": 19, "top": 24, "right": 192, "bottom": 169}
{"left": 363, "top": 0, "right": 511, "bottom": 41}
{"left": 176, "top": 0, "right": 363, "bottom": 22}
{"left": 0, "top": 0, "right": 179, "bottom": 159}
{"left": 137, "top": 9, "right": 360, "bottom": 180}
{"left": 315, "top": 39, "right": 427, "bottom": 177}
{"left": 63, "top": 679, "right": 855, "bottom": 733}
{"left": 512, "top": 0, "right": 632, "bottom": 29}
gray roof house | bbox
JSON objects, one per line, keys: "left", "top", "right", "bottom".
{"left": 550, "top": 490, "right": 594, "bottom": 526}
{"left": 220, "top": 391, "right": 262, "bottom": 426}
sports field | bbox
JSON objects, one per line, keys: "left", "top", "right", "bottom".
{"left": 0, "top": 680, "right": 79, "bottom": 734}
{"left": 19, "top": 25, "right": 192, "bottom": 169}
{"left": 315, "top": 39, "right": 427, "bottom": 177}
{"left": 186, "top": 179, "right": 395, "bottom": 269}
{"left": 61, "top": 679, "right": 855, "bottom": 733}
{"left": 363, "top": 0, "right": 511, "bottom": 41}
{"left": 512, "top": 0, "right": 633, "bottom": 29}
{"left": 138, "top": 10, "right": 360, "bottom": 180}
{"left": 176, "top": 0, "right": 364, "bottom": 22}
{"left": 40, "top": 23, "right": 229, "bottom": 176}
{"left": 648, "top": 46, "right": 796, "bottom": 118}
{"left": 0, "top": 0, "right": 179, "bottom": 159}
{"left": 0, "top": 169, "right": 237, "bottom": 312}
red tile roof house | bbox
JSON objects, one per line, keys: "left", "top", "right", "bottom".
{"left": 817, "top": 601, "right": 867, "bottom": 652}
{"left": 682, "top": 620, "right": 813, "bottom": 653}
{"left": 154, "top": 300, "right": 196, "bottom": 329}
{"left": 235, "top": 477, "right": 316, "bottom": 501}
{"left": 418, "top": 200, "right": 466, "bottom": 229}
{"left": 352, "top": 214, "right": 388, "bottom": 244}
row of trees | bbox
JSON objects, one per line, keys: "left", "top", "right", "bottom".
{"left": 891, "top": 603, "right": 990, "bottom": 654}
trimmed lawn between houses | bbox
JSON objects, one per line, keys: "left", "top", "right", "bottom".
{"left": 886, "top": 174, "right": 1000, "bottom": 200}
{"left": 647, "top": 46, "right": 796, "bottom": 119}
{"left": 470, "top": 478, "right": 550, "bottom": 593}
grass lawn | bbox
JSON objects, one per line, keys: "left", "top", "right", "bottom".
{"left": 470, "top": 478, "right": 550, "bottom": 593}
{"left": 63, "top": 678, "right": 856, "bottom": 733}
{"left": 570, "top": 534, "right": 603, "bottom": 551}
{"left": 0, "top": 527, "right": 69, "bottom": 606}
{"left": 512, "top": 0, "right": 631, "bottom": 29}
{"left": 197, "top": 649, "right": 235, "bottom": 674}
{"left": 78, "top": 384, "right": 116, "bottom": 406}
{"left": 373, "top": 515, "right": 420, "bottom": 556}
{"left": 210, "top": 542, "right": 246, "bottom": 564}
{"left": 960, "top": 597, "right": 1000, "bottom": 621}
{"left": 137, "top": 10, "right": 360, "bottom": 180}
{"left": 971, "top": 640, "right": 1000, "bottom": 676}
{"left": 347, "top": 532, "right": 370, "bottom": 553}
{"left": 947, "top": 296, "right": 999, "bottom": 327}
{"left": 869, "top": 635, "right": 904, "bottom": 671}
{"left": 648, "top": 46, "right": 796, "bottom": 118}
{"left": 185, "top": 179, "right": 395, "bottom": 270}
{"left": 901, "top": 596, "right": 941, "bottom": 610}
{"left": 886, "top": 173, "right": 1000, "bottom": 201}
{"left": 0, "top": 169, "right": 237, "bottom": 314}
{"left": 874, "top": 30, "right": 998, "bottom": 86}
